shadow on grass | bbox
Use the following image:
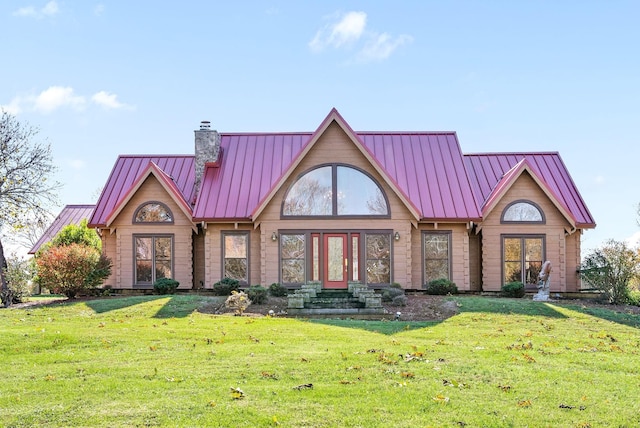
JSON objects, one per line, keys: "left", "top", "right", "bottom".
{"left": 83, "top": 295, "right": 216, "bottom": 318}
{"left": 307, "top": 318, "right": 442, "bottom": 335}
{"left": 551, "top": 302, "right": 640, "bottom": 329}
{"left": 453, "top": 296, "right": 570, "bottom": 319}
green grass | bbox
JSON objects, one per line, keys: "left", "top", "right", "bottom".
{"left": 1, "top": 295, "right": 639, "bottom": 427}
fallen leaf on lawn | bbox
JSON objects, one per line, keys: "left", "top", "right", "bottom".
{"left": 517, "top": 399, "right": 532, "bottom": 407}
{"left": 293, "top": 383, "right": 313, "bottom": 390}
{"left": 230, "top": 387, "right": 245, "bottom": 399}
{"left": 432, "top": 394, "right": 449, "bottom": 404}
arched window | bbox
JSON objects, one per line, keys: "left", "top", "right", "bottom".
{"left": 282, "top": 165, "right": 390, "bottom": 217}
{"left": 501, "top": 200, "right": 544, "bottom": 223}
{"left": 134, "top": 202, "right": 174, "bottom": 223}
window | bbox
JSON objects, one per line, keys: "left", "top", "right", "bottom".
{"left": 223, "top": 232, "right": 249, "bottom": 284}
{"left": 502, "top": 200, "right": 544, "bottom": 223}
{"left": 365, "top": 233, "right": 391, "bottom": 284}
{"left": 282, "top": 165, "right": 389, "bottom": 217}
{"left": 281, "top": 234, "right": 306, "bottom": 284}
{"left": 423, "top": 232, "right": 451, "bottom": 285}
{"left": 135, "top": 235, "right": 173, "bottom": 284}
{"left": 503, "top": 235, "right": 544, "bottom": 286}
{"left": 134, "top": 202, "right": 174, "bottom": 223}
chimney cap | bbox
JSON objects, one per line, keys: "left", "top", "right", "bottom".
{"left": 200, "top": 121, "right": 211, "bottom": 130}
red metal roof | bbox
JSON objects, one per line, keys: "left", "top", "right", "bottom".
{"left": 29, "top": 204, "right": 95, "bottom": 254}
{"left": 464, "top": 152, "right": 595, "bottom": 227}
{"left": 89, "top": 156, "right": 195, "bottom": 227}
{"left": 90, "top": 111, "right": 594, "bottom": 230}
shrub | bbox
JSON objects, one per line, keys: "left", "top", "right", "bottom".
{"left": 154, "top": 278, "right": 180, "bottom": 295}
{"left": 225, "top": 290, "right": 251, "bottom": 315}
{"left": 382, "top": 287, "right": 405, "bottom": 302}
{"left": 247, "top": 285, "right": 268, "bottom": 304}
{"left": 2, "top": 254, "right": 34, "bottom": 304}
{"left": 268, "top": 282, "right": 288, "bottom": 297}
{"left": 426, "top": 278, "right": 458, "bottom": 295}
{"left": 391, "top": 294, "right": 408, "bottom": 306}
{"left": 35, "top": 243, "right": 112, "bottom": 299}
{"left": 628, "top": 289, "right": 640, "bottom": 307}
{"left": 501, "top": 281, "right": 525, "bottom": 298}
{"left": 212, "top": 277, "right": 240, "bottom": 296}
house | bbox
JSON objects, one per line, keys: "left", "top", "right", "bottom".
{"left": 87, "top": 109, "right": 595, "bottom": 293}
{"left": 29, "top": 204, "right": 96, "bottom": 254}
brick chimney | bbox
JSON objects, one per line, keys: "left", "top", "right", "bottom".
{"left": 194, "top": 120, "right": 220, "bottom": 191}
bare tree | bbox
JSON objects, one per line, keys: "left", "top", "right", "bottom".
{"left": 0, "top": 111, "right": 60, "bottom": 306}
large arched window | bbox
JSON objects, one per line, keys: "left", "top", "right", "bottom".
{"left": 134, "top": 202, "right": 174, "bottom": 223}
{"left": 282, "top": 164, "right": 390, "bottom": 217}
{"left": 501, "top": 200, "right": 544, "bottom": 223}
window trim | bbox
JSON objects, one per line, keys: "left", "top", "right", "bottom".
{"left": 221, "top": 231, "right": 250, "bottom": 285}
{"left": 500, "top": 234, "right": 546, "bottom": 286}
{"left": 280, "top": 163, "right": 391, "bottom": 219}
{"left": 500, "top": 199, "right": 545, "bottom": 224}
{"left": 133, "top": 234, "right": 174, "bottom": 287}
{"left": 421, "top": 230, "right": 452, "bottom": 287}
{"left": 133, "top": 201, "right": 175, "bottom": 224}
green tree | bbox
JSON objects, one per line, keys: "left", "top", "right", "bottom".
{"left": 41, "top": 219, "right": 101, "bottom": 252}
{"left": 580, "top": 239, "right": 640, "bottom": 304}
{"left": 0, "top": 111, "right": 60, "bottom": 306}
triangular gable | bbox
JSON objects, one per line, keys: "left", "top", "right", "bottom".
{"left": 104, "top": 162, "right": 194, "bottom": 230}
{"left": 251, "top": 108, "right": 422, "bottom": 223}
{"left": 482, "top": 158, "right": 577, "bottom": 230}
{"left": 28, "top": 205, "right": 95, "bottom": 254}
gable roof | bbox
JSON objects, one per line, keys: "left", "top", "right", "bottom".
{"left": 28, "top": 204, "right": 95, "bottom": 254}
{"left": 89, "top": 155, "right": 195, "bottom": 227}
{"left": 193, "top": 109, "right": 481, "bottom": 222}
{"left": 103, "top": 162, "right": 194, "bottom": 228}
{"left": 464, "top": 152, "right": 595, "bottom": 228}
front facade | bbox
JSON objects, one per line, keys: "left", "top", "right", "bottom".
{"left": 88, "top": 109, "right": 595, "bottom": 293}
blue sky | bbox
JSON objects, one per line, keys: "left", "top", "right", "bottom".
{"left": 2, "top": 1, "right": 639, "bottom": 255}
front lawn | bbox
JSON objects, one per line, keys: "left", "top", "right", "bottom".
{"left": 1, "top": 295, "right": 638, "bottom": 427}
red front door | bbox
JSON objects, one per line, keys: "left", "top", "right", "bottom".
{"left": 323, "top": 233, "right": 348, "bottom": 289}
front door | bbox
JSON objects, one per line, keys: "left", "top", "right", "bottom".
{"left": 324, "top": 233, "right": 348, "bottom": 289}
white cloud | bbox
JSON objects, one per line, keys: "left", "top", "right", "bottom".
{"left": 357, "top": 32, "right": 413, "bottom": 62}
{"left": 309, "top": 11, "right": 367, "bottom": 52}
{"left": 68, "top": 159, "right": 87, "bottom": 170}
{"left": 34, "top": 86, "right": 86, "bottom": 113}
{"left": 309, "top": 10, "right": 412, "bottom": 63}
{"left": 3, "top": 86, "right": 133, "bottom": 114}
{"left": 13, "top": 1, "right": 59, "bottom": 18}
{"left": 625, "top": 231, "right": 640, "bottom": 248}
{"left": 94, "top": 3, "right": 105, "bottom": 16}
{"left": 91, "top": 91, "right": 134, "bottom": 110}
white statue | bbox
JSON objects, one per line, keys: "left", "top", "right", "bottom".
{"left": 538, "top": 261, "right": 552, "bottom": 290}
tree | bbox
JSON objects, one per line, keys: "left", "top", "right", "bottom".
{"left": 580, "top": 239, "right": 640, "bottom": 304}
{"left": 0, "top": 111, "right": 60, "bottom": 306}
{"left": 42, "top": 219, "right": 101, "bottom": 253}
{"left": 35, "top": 243, "right": 111, "bottom": 299}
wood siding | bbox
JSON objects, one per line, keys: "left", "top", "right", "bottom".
{"left": 106, "top": 176, "right": 194, "bottom": 289}
{"left": 479, "top": 171, "right": 579, "bottom": 292}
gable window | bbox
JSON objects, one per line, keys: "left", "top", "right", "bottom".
{"left": 135, "top": 235, "right": 173, "bottom": 285}
{"left": 501, "top": 200, "right": 544, "bottom": 223}
{"left": 134, "top": 202, "right": 174, "bottom": 223}
{"left": 423, "top": 232, "right": 451, "bottom": 286}
{"left": 282, "top": 165, "right": 390, "bottom": 217}
{"left": 222, "top": 232, "right": 249, "bottom": 284}
{"left": 503, "top": 235, "right": 544, "bottom": 286}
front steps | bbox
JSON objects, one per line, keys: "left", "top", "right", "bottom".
{"left": 287, "top": 282, "right": 386, "bottom": 317}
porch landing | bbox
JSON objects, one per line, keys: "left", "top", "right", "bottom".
{"left": 286, "top": 283, "right": 387, "bottom": 318}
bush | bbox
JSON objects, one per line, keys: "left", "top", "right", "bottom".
{"left": 154, "top": 278, "right": 180, "bottom": 295}
{"left": 382, "top": 287, "right": 405, "bottom": 302}
{"left": 247, "top": 285, "right": 268, "bottom": 304}
{"left": 2, "top": 254, "right": 34, "bottom": 304}
{"left": 35, "top": 243, "right": 112, "bottom": 298}
{"left": 225, "top": 290, "right": 251, "bottom": 315}
{"left": 391, "top": 294, "right": 408, "bottom": 306}
{"left": 212, "top": 277, "right": 240, "bottom": 296}
{"left": 268, "top": 282, "right": 288, "bottom": 297}
{"left": 628, "top": 289, "right": 640, "bottom": 307}
{"left": 501, "top": 281, "right": 525, "bottom": 298}
{"left": 426, "top": 278, "right": 458, "bottom": 295}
